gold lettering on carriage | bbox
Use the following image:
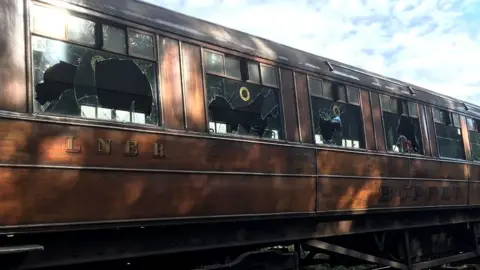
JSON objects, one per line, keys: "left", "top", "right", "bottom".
{"left": 65, "top": 136, "right": 166, "bottom": 157}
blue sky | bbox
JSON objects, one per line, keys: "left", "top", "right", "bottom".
{"left": 143, "top": 0, "right": 480, "bottom": 105}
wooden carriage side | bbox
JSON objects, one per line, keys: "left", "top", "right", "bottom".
{"left": 0, "top": 0, "right": 480, "bottom": 230}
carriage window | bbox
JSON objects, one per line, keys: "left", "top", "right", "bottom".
{"left": 128, "top": 30, "right": 155, "bottom": 59}
{"left": 204, "top": 50, "right": 283, "bottom": 140}
{"left": 309, "top": 77, "right": 365, "bottom": 149}
{"left": 433, "top": 108, "right": 465, "bottom": 159}
{"left": 31, "top": 6, "right": 159, "bottom": 126}
{"left": 381, "top": 95, "right": 423, "bottom": 154}
{"left": 467, "top": 117, "right": 480, "bottom": 161}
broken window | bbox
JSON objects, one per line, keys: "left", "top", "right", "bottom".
{"left": 433, "top": 108, "right": 465, "bottom": 159}
{"left": 467, "top": 117, "right": 480, "bottom": 161}
{"left": 31, "top": 5, "right": 159, "bottom": 125}
{"left": 381, "top": 95, "right": 423, "bottom": 154}
{"left": 204, "top": 50, "right": 283, "bottom": 140}
{"left": 309, "top": 77, "right": 364, "bottom": 149}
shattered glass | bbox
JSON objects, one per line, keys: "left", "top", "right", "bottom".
{"left": 32, "top": 36, "right": 159, "bottom": 125}
{"left": 206, "top": 74, "right": 283, "bottom": 140}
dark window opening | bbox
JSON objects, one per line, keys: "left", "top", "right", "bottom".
{"left": 31, "top": 5, "right": 159, "bottom": 125}
{"left": 204, "top": 50, "right": 283, "bottom": 140}
{"left": 32, "top": 37, "right": 158, "bottom": 125}
{"left": 309, "top": 77, "right": 364, "bottom": 149}
{"left": 381, "top": 95, "right": 423, "bottom": 154}
{"left": 206, "top": 75, "right": 283, "bottom": 140}
{"left": 433, "top": 108, "right": 465, "bottom": 159}
{"left": 467, "top": 117, "right": 480, "bottom": 161}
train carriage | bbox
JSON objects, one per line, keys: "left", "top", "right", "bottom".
{"left": 2, "top": 0, "right": 480, "bottom": 269}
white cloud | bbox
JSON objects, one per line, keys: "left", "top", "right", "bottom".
{"left": 146, "top": 0, "right": 480, "bottom": 105}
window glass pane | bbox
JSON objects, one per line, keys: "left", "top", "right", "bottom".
{"left": 400, "top": 100, "right": 408, "bottom": 115}
{"left": 390, "top": 97, "right": 398, "bottom": 113}
{"left": 435, "top": 123, "right": 465, "bottom": 159}
{"left": 260, "top": 65, "right": 278, "bottom": 86}
{"left": 206, "top": 74, "right": 283, "bottom": 140}
{"left": 205, "top": 51, "right": 224, "bottom": 74}
{"left": 337, "top": 84, "right": 347, "bottom": 102}
{"left": 310, "top": 96, "right": 365, "bottom": 148}
{"left": 347, "top": 87, "right": 359, "bottom": 105}
{"left": 32, "top": 4, "right": 66, "bottom": 39}
{"left": 383, "top": 111, "right": 423, "bottom": 154}
{"left": 380, "top": 95, "right": 390, "bottom": 112}
{"left": 225, "top": 56, "right": 241, "bottom": 78}
{"left": 322, "top": 81, "right": 333, "bottom": 99}
{"left": 308, "top": 77, "right": 322, "bottom": 96}
{"left": 102, "top": 25, "right": 126, "bottom": 54}
{"left": 452, "top": 113, "right": 461, "bottom": 127}
{"left": 32, "top": 36, "right": 159, "bottom": 125}
{"left": 467, "top": 118, "right": 477, "bottom": 131}
{"left": 433, "top": 108, "right": 443, "bottom": 123}
{"left": 470, "top": 131, "right": 480, "bottom": 161}
{"left": 80, "top": 105, "right": 96, "bottom": 119}
{"left": 115, "top": 110, "right": 131, "bottom": 123}
{"left": 408, "top": 102, "right": 418, "bottom": 117}
{"left": 247, "top": 62, "right": 260, "bottom": 83}
{"left": 97, "top": 107, "right": 112, "bottom": 120}
{"left": 129, "top": 31, "right": 154, "bottom": 59}
{"left": 66, "top": 15, "right": 95, "bottom": 45}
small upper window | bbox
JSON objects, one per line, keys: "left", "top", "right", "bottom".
{"left": 247, "top": 62, "right": 260, "bottom": 83}
{"left": 407, "top": 101, "right": 418, "bottom": 118}
{"left": 260, "top": 64, "right": 278, "bottom": 86}
{"left": 32, "top": 4, "right": 67, "bottom": 39}
{"left": 225, "top": 56, "right": 241, "bottom": 78}
{"left": 66, "top": 15, "right": 96, "bottom": 45}
{"left": 308, "top": 76, "right": 323, "bottom": 96}
{"left": 128, "top": 30, "right": 155, "bottom": 59}
{"left": 102, "top": 25, "right": 126, "bottom": 54}
{"left": 347, "top": 86, "right": 360, "bottom": 105}
{"left": 205, "top": 51, "right": 224, "bottom": 74}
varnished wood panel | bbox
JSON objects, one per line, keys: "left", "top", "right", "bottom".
{"left": 160, "top": 37, "right": 184, "bottom": 129}
{"left": 418, "top": 104, "right": 432, "bottom": 156}
{"left": 294, "top": 72, "right": 313, "bottom": 144}
{"left": 0, "top": 0, "right": 27, "bottom": 113}
{"left": 280, "top": 69, "right": 299, "bottom": 142}
{"left": 317, "top": 177, "right": 468, "bottom": 211}
{"left": 317, "top": 151, "right": 409, "bottom": 178}
{"left": 181, "top": 42, "right": 206, "bottom": 132}
{"left": 0, "top": 119, "right": 316, "bottom": 175}
{"left": 0, "top": 168, "right": 316, "bottom": 225}
{"left": 425, "top": 105, "right": 439, "bottom": 157}
{"left": 468, "top": 181, "right": 480, "bottom": 205}
{"left": 460, "top": 115, "right": 472, "bottom": 161}
{"left": 369, "top": 92, "right": 386, "bottom": 151}
{"left": 470, "top": 165, "right": 480, "bottom": 182}
{"left": 317, "top": 151, "right": 468, "bottom": 180}
{"left": 360, "top": 90, "right": 375, "bottom": 150}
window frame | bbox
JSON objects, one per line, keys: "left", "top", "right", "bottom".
{"left": 379, "top": 94, "right": 424, "bottom": 156}
{"left": 30, "top": 2, "right": 161, "bottom": 127}
{"left": 432, "top": 107, "right": 466, "bottom": 161}
{"left": 307, "top": 75, "right": 365, "bottom": 150}
{"left": 202, "top": 48, "right": 285, "bottom": 141}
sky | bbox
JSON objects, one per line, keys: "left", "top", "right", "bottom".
{"left": 143, "top": 0, "right": 480, "bottom": 106}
